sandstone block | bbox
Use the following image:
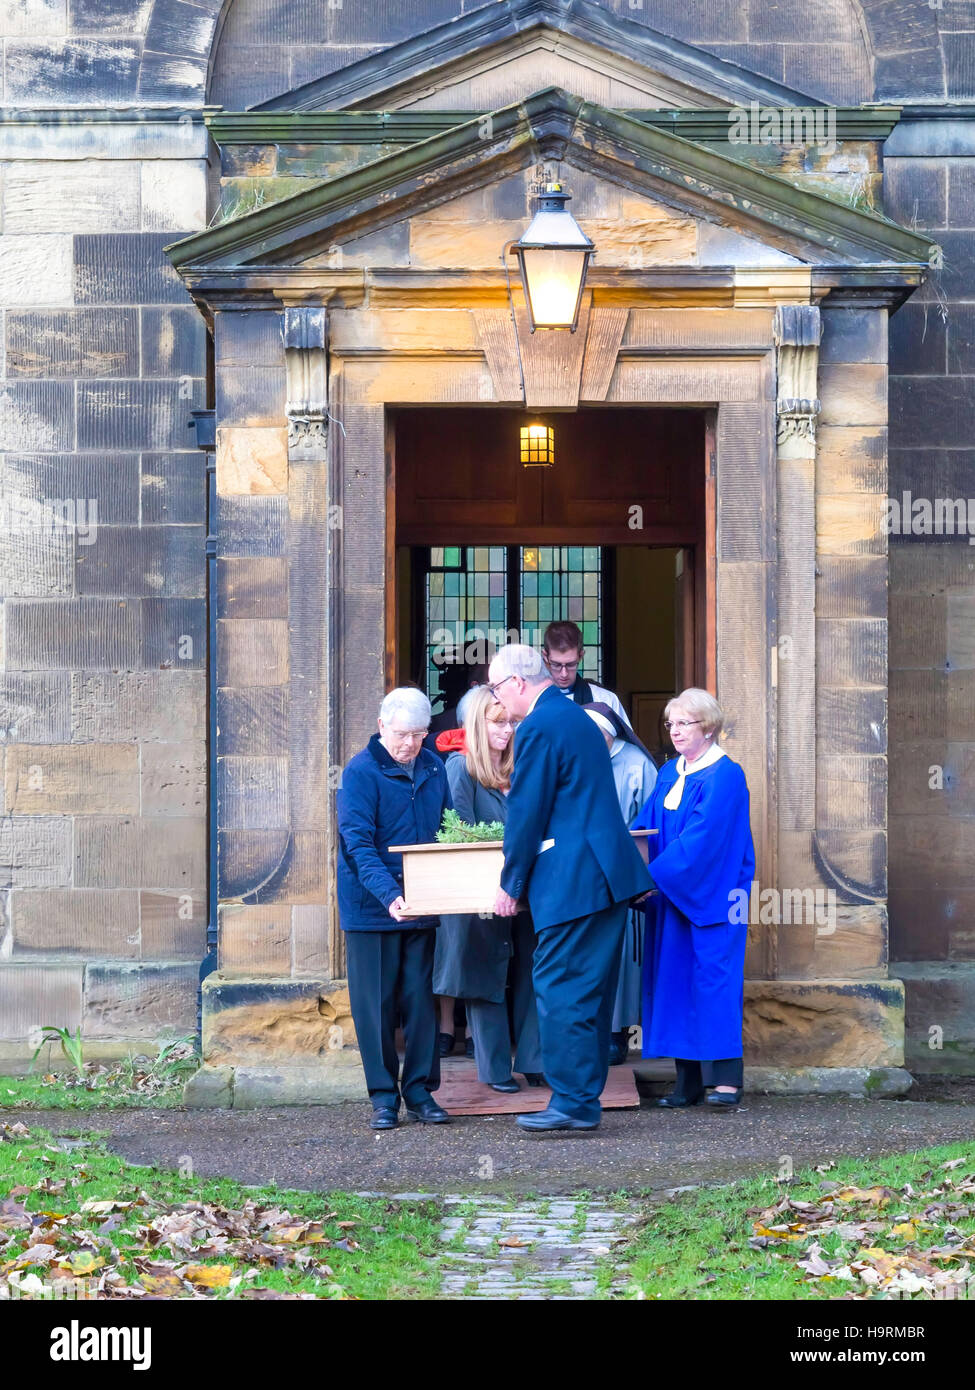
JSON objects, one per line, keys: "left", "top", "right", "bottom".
{"left": 77, "top": 380, "right": 204, "bottom": 452}
{"left": 6, "top": 308, "right": 138, "bottom": 378}
{"left": 83, "top": 961, "right": 198, "bottom": 1038}
{"left": 743, "top": 979, "right": 904, "bottom": 1068}
{"left": 0, "top": 1, "right": 68, "bottom": 37}
{"left": 3, "top": 594, "right": 141, "bottom": 669}
{"left": 233, "top": 1055, "right": 368, "bottom": 1107}
{"left": 0, "top": 235, "right": 73, "bottom": 306}
{"left": 216, "top": 686, "right": 289, "bottom": 757}
{"left": 140, "top": 308, "right": 207, "bottom": 379}
{"left": 70, "top": 671, "right": 205, "bottom": 743}
{"left": 0, "top": 962, "right": 82, "bottom": 1041}
{"left": 140, "top": 739, "right": 206, "bottom": 816}
{"left": 816, "top": 494, "right": 886, "bottom": 557}
{"left": 217, "top": 619, "right": 289, "bottom": 687}
{"left": 292, "top": 904, "right": 331, "bottom": 977}
{"left": 141, "top": 596, "right": 207, "bottom": 670}
{"left": 183, "top": 1064, "right": 234, "bottom": 1108}
{"left": 216, "top": 426, "right": 288, "bottom": 496}
{"left": 140, "top": 890, "right": 206, "bottom": 960}
{"left": 217, "top": 755, "right": 288, "bottom": 830}
{"left": 74, "top": 815, "right": 205, "bottom": 892}
{"left": 0, "top": 673, "right": 71, "bottom": 743}
{"left": 218, "top": 904, "right": 291, "bottom": 974}
{"left": 3, "top": 161, "right": 140, "bottom": 234}
{"left": 818, "top": 364, "right": 887, "bottom": 427}
{"left": 744, "top": 1066, "right": 912, "bottom": 1097}
{"left": 202, "top": 974, "right": 356, "bottom": 1065}
{"left": 0, "top": 381, "right": 74, "bottom": 451}
{"left": 216, "top": 556, "right": 288, "bottom": 619}
{"left": 141, "top": 160, "right": 207, "bottom": 231}
{"left": 892, "top": 961, "right": 975, "bottom": 1074}
{"left": 0, "top": 816, "right": 72, "bottom": 888}
{"left": 11, "top": 888, "right": 140, "bottom": 958}
{"left": 5, "top": 743, "right": 139, "bottom": 814}
{"left": 141, "top": 451, "right": 206, "bottom": 523}
{"left": 74, "top": 231, "right": 188, "bottom": 306}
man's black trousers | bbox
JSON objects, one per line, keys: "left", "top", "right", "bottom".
{"left": 345, "top": 926, "right": 440, "bottom": 1111}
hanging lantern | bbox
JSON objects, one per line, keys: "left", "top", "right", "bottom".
{"left": 520, "top": 421, "right": 554, "bottom": 467}
{"left": 512, "top": 182, "right": 594, "bottom": 332}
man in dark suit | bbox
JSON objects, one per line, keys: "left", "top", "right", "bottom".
{"left": 490, "top": 644, "right": 652, "bottom": 1131}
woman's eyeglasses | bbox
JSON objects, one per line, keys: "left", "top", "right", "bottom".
{"left": 664, "top": 719, "right": 702, "bottom": 731}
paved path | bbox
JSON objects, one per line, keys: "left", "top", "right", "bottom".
{"left": 438, "top": 1195, "right": 638, "bottom": 1299}
{"left": 12, "top": 1089, "right": 975, "bottom": 1196}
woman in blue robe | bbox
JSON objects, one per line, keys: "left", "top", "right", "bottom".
{"left": 632, "top": 688, "right": 755, "bottom": 1108}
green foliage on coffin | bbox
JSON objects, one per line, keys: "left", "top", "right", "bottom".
{"left": 435, "top": 808, "right": 506, "bottom": 844}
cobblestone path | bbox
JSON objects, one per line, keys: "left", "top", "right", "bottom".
{"left": 438, "top": 1194, "right": 639, "bottom": 1299}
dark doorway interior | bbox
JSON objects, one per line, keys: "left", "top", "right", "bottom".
{"left": 389, "top": 406, "right": 710, "bottom": 762}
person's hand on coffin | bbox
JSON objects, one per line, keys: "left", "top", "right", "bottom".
{"left": 494, "top": 888, "right": 519, "bottom": 917}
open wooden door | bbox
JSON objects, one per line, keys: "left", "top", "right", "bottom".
{"left": 674, "top": 547, "right": 696, "bottom": 693}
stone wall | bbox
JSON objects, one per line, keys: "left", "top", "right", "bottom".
{"left": 884, "top": 125, "right": 975, "bottom": 1070}
{"left": 0, "top": 0, "right": 211, "bottom": 1059}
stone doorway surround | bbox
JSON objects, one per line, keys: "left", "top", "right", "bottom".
{"left": 167, "top": 88, "right": 930, "bottom": 1106}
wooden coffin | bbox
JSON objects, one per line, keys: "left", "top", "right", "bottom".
{"left": 388, "top": 829, "right": 656, "bottom": 917}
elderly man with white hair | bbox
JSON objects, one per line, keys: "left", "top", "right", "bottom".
{"left": 488, "top": 644, "right": 652, "bottom": 1131}
{"left": 337, "top": 687, "right": 453, "bottom": 1130}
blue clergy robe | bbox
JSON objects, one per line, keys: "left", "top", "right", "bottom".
{"left": 632, "top": 752, "right": 755, "bottom": 1061}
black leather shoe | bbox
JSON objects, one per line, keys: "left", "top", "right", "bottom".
{"left": 608, "top": 1030, "right": 631, "bottom": 1065}
{"left": 522, "top": 1073, "right": 547, "bottom": 1087}
{"left": 656, "top": 1091, "right": 705, "bottom": 1108}
{"left": 516, "top": 1107, "right": 599, "bottom": 1131}
{"left": 438, "top": 1032, "right": 456, "bottom": 1057}
{"left": 706, "top": 1088, "right": 742, "bottom": 1107}
{"left": 488, "top": 1079, "right": 520, "bottom": 1093}
{"left": 370, "top": 1107, "right": 399, "bottom": 1130}
{"left": 465, "top": 1036, "right": 476, "bottom": 1059}
{"left": 405, "top": 1099, "right": 450, "bottom": 1124}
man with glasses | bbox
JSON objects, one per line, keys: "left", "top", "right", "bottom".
{"left": 488, "top": 645, "right": 653, "bottom": 1131}
{"left": 541, "top": 620, "right": 632, "bottom": 728}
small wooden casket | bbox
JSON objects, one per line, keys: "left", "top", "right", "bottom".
{"left": 389, "top": 830, "right": 656, "bottom": 917}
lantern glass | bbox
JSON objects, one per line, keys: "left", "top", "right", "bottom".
{"left": 518, "top": 247, "right": 591, "bottom": 330}
{"left": 520, "top": 423, "right": 554, "bottom": 467}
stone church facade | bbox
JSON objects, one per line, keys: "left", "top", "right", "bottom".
{"left": 0, "top": 0, "right": 972, "bottom": 1102}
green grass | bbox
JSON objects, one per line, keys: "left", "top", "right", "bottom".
{"left": 0, "top": 1124, "right": 443, "bottom": 1301}
{"left": 1, "top": 1041, "right": 199, "bottom": 1109}
{"left": 620, "top": 1141, "right": 975, "bottom": 1300}
{"left": 0, "top": 1073, "right": 190, "bottom": 1110}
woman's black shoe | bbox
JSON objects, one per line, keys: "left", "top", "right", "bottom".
{"left": 706, "top": 1088, "right": 742, "bottom": 1107}
{"left": 465, "top": 1036, "right": 476, "bottom": 1060}
{"left": 488, "top": 1079, "right": 521, "bottom": 1093}
{"left": 656, "top": 1090, "right": 705, "bottom": 1108}
{"left": 438, "top": 1032, "right": 455, "bottom": 1057}
{"left": 522, "top": 1073, "right": 547, "bottom": 1087}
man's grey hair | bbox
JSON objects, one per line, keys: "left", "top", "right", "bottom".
{"left": 456, "top": 685, "right": 480, "bottom": 727}
{"left": 491, "top": 643, "right": 547, "bottom": 685}
{"left": 379, "top": 687, "right": 432, "bottom": 728}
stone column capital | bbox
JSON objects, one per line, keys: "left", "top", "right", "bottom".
{"left": 773, "top": 303, "right": 822, "bottom": 457}
{"left": 284, "top": 305, "right": 329, "bottom": 458}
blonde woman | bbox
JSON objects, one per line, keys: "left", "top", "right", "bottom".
{"left": 432, "top": 685, "right": 544, "bottom": 1091}
{"left": 632, "top": 688, "right": 755, "bottom": 1109}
